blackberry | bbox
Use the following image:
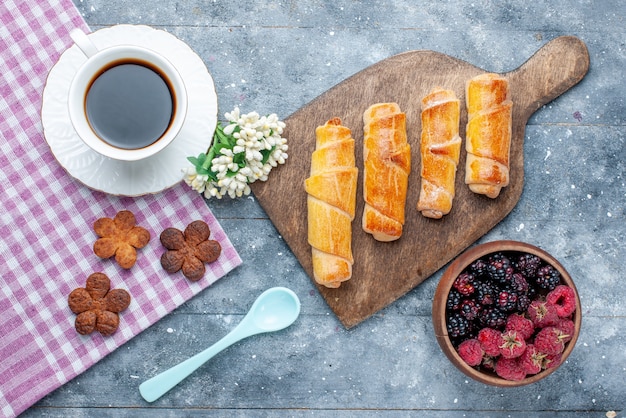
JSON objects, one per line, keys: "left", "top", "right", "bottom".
{"left": 516, "top": 293, "right": 532, "bottom": 312}
{"left": 447, "top": 312, "right": 470, "bottom": 338}
{"left": 453, "top": 272, "right": 476, "bottom": 296}
{"left": 469, "top": 258, "right": 488, "bottom": 278}
{"left": 510, "top": 272, "right": 529, "bottom": 294}
{"left": 486, "top": 253, "right": 514, "bottom": 284}
{"left": 446, "top": 289, "right": 463, "bottom": 311}
{"left": 480, "top": 307, "right": 507, "bottom": 329}
{"left": 460, "top": 299, "right": 481, "bottom": 321}
{"left": 515, "top": 253, "right": 542, "bottom": 278}
{"left": 474, "top": 280, "right": 496, "bottom": 306}
{"left": 496, "top": 289, "right": 519, "bottom": 312}
{"left": 535, "top": 265, "right": 561, "bottom": 290}
{"left": 526, "top": 282, "right": 538, "bottom": 300}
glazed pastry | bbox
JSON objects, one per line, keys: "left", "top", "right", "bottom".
{"left": 465, "top": 73, "right": 513, "bottom": 198}
{"left": 305, "top": 118, "right": 358, "bottom": 288}
{"left": 362, "top": 103, "right": 411, "bottom": 241}
{"left": 417, "top": 87, "right": 461, "bottom": 219}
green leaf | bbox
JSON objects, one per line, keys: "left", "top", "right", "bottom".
{"left": 206, "top": 170, "right": 218, "bottom": 182}
{"left": 260, "top": 146, "right": 276, "bottom": 165}
{"left": 213, "top": 143, "right": 227, "bottom": 156}
{"left": 232, "top": 152, "right": 246, "bottom": 166}
{"left": 187, "top": 154, "right": 207, "bottom": 173}
{"left": 215, "top": 123, "right": 237, "bottom": 147}
{"left": 185, "top": 153, "right": 215, "bottom": 177}
{"left": 187, "top": 153, "right": 203, "bottom": 166}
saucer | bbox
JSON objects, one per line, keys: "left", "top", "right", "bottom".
{"left": 41, "top": 25, "right": 217, "bottom": 196}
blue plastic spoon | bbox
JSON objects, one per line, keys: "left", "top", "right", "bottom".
{"left": 139, "top": 287, "right": 301, "bottom": 402}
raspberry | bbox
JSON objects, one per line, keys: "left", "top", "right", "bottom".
{"left": 481, "top": 355, "right": 497, "bottom": 371}
{"left": 542, "top": 353, "right": 563, "bottom": 370}
{"left": 457, "top": 338, "right": 484, "bottom": 366}
{"left": 495, "top": 356, "right": 526, "bottom": 381}
{"left": 546, "top": 285, "right": 577, "bottom": 318}
{"left": 453, "top": 272, "right": 476, "bottom": 296}
{"left": 535, "top": 264, "right": 561, "bottom": 290}
{"left": 527, "top": 300, "right": 559, "bottom": 328}
{"left": 480, "top": 307, "right": 507, "bottom": 329}
{"left": 499, "top": 330, "right": 527, "bottom": 359}
{"left": 460, "top": 299, "right": 481, "bottom": 321}
{"left": 555, "top": 318, "right": 575, "bottom": 343}
{"left": 534, "top": 326, "right": 567, "bottom": 355}
{"left": 518, "top": 344, "right": 544, "bottom": 375}
{"left": 505, "top": 313, "right": 535, "bottom": 341}
{"left": 477, "top": 327, "right": 503, "bottom": 357}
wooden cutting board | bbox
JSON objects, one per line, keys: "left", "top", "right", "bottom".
{"left": 250, "top": 36, "right": 589, "bottom": 328}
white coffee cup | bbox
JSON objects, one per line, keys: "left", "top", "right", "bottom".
{"left": 68, "top": 29, "right": 187, "bottom": 161}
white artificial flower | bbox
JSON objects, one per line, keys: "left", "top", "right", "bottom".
{"left": 182, "top": 166, "right": 209, "bottom": 193}
{"left": 224, "top": 107, "right": 240, "bottom": 123}
{"left": 220, "top": 148, "right": 234, "bottom": 157}
{"left": 184, "top": 107, "right": 288, "bottom": 199}
{"left": 223, "top": 123, "right": 236, "bottom": 135}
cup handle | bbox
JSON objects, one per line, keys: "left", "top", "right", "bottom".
{"left": 70, "top": 29, "right": 99, "bottom": 58}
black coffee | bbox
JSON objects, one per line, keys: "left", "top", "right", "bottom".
{"left": 85, "top": 60, "right": 174, "bottom": 149}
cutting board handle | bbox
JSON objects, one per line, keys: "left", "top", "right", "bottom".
{"left": 508, "top": 36, "right": 589, "bottom": 120}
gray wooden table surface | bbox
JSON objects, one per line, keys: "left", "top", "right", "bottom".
{"left": 24, "top": 1, "right": 624, "bottom": 416}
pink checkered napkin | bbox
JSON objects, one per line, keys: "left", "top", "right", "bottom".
{"left": 0, "top": 1, "right": 242, "bottom": 417}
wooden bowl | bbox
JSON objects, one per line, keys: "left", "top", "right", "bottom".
{"left": 432, "top": 240, "right": 581, "bottom": 387}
